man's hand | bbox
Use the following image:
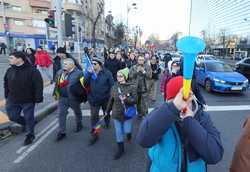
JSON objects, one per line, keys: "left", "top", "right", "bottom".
{"left": 88, "top": 67, "right": 93, "bottom": 73}
{"left": 173, "top": 89, "right": 192, "bottom": 111}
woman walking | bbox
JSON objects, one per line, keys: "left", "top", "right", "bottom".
{"left": 106, "top": 68, "right": 137, "bottom": 160}
{"left": 35, "top": 47, "right": 53, "bottom": 83}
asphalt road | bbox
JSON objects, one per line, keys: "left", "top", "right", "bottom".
{"left": 0, "top": 81, "right": 250, "bottom": 172}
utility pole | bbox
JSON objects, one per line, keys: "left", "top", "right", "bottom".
{"left": 1, "top": 0, "right": 10, "bottom": 53}
{"left": 55, "top": 0, "right": 63, "bottom": 47}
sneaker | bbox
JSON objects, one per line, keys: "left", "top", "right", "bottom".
{"left": 24, "top": 134, "right": 35, "bottom": 146}
{"left": 56, "top": 132, "right": 66, "bottom": 142}
{"left": 75, "top": 124, "right": 83, "bottom": 133}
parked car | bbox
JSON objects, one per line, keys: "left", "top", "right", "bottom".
{"left": 196, "top": 54, "right": 215, "bottom": 64}
{"left": 195, "top": 60, "right": 249, "bottom": 93}
{"left": 235, "top": 58, "right": 250, "bottom": 79}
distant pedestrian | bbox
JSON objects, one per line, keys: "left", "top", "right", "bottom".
{"left": 53, "top": 47, "right": 82, "bottom": 80}
{"left": 4, "top": 51, "right": 43, "bottom": 145}
{"left": 0, "top": 42, "right": 7, "bottom": 55}
{"left": 230, "top": 117, "right": 250, "bottom": 172}
{"left": 115, "top": 49, "right": 126, "bottom": 69}
{"left": 106, "top": 68, "right": 137, "bottom": 160}
{"left": 129, "top": 55, "right": 152, "bottom": 118}
{"left": 85, "top": 55, "right": 114, "bottom": 146}
{"left": 148, "top": 56, "right": 161, "bottom": 102}
{"left": 136, "top": 76, "right": 223, "bottom": 172}
{"left": 125, "top": 52, "right": 137, "bottom": 69}
{"left": 104, "top": 48, "right": 124, "bottom": 81}
{"left": 53, "top": 58, "right": 85, "bottom": 141}
{"left": 25, "top": 48, "right": 36, "bottom": 66}
{"left": 35, "top": 47, "right": 53, "bottom": 83}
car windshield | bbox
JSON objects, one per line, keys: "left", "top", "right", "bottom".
{"left": 206, "top": 63, "right": 233, "bottom": 72}
{"left": 204, "top": 56, "right": 214, "bottom": 60}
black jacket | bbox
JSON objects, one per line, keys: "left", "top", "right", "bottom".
{"left": 53, "top": 53, "right": 82, "bottom": 80}
{"left": 151, "top": 63, "right": 161, "bottom": 80}
{"left": 104, "top": 58, "right": 124, "bottom": 80}
{"left": 4, "top": 63, "right": 43, "bottom": 104}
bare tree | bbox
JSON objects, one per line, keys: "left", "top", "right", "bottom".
{"left": 92, "top": 2, "right": 104, "bottom": 49}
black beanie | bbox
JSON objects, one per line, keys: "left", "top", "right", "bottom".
{"left": 10, "top": 51, "right": 27, "bottom": 62}
{"left": 57, "top": 47, "right": 66, "bottom": 54}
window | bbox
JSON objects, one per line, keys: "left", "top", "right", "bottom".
{"left": 68, "top": 0, "right": 81, "bottom": 4}
{"left": 33, "top": 8, "right": 48, "bottom": 15}
{"left": 244, "top": 59, "right": 250, "bottom": 64}
{"left": 32, "top": 20, "right": 46, "bottom": 28}
{"left": 14, "top": 19, "right": 24, "bottom": 26}
{"left": 11, "top": 6, "right": 22, "bottom": 12}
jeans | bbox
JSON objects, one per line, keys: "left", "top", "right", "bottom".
{"left": 6, "top": 101, "right": 35, "bottom": 136}
{"left": 113, "top": 119, "right": 133, "bottom": 143}
{"left": 58, "top": 97, "right": 82, "bottom": 133}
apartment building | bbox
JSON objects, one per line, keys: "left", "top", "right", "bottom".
{"left": 0, "top": 0, "right": 106, "bottom": 50}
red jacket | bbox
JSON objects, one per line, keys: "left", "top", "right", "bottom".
{"left": 35, "top": 50, "right": 52, "bottom": 67}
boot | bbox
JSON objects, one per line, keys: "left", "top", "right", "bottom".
{"left": 24, "top": 134, "right": 35, "bottom": 146}
{"left": 113, "top": 142, "right": 124, "bottom": 160}
{"left": 88, "top": 134, "right": 99, "bottom": 146}
{"left": 126, "top": 133, "right": 132, "bottom": 143}
{"left": 56, "top": 132, "right": 66, "bottom": 142}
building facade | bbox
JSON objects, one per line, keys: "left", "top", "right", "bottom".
{"left": 208, "top": 0, "right": 250, "bottom": 57}
{"left": 0, "top": 0, "right": 106, "bottom": 51}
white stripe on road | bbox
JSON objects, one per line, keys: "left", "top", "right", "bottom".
{"left": 205, "top": 105, "right": 250, "bottom": 112}
{"left": 16, "top": 119, "right": 58, "bottom": 155}
{"left": 14, "top": 124, "right": 58, "bottom": 164}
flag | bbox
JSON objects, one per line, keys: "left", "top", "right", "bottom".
{"left": 82, "top": 53, "right": 97, "bottom": 80}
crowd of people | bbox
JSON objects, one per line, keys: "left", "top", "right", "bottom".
{"left": 4, "top": 46, "right": 250, "bottom": 171}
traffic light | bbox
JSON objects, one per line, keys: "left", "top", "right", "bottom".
{"left": 65, "top": 13, "right": 75, "bottom": 37}
{"left": 45, "top": 10, "right": 55, "bottom": 28}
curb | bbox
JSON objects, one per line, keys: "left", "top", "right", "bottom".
{"left": 0, "top": 101, "right": 58, "bottom": 135}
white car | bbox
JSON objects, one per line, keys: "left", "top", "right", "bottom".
{"left": 196, "top": 54, "right": 215, "bottom": 64}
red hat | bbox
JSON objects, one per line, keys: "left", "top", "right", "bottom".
{"left": 165, "top": 76, "right": 184, "bottom": 100}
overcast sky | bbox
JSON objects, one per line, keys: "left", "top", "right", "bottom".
{"left": 105, "top": 0, "right": 209, "bottom": 41}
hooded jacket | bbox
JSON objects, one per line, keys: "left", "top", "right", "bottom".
{"left": 136, "top": 102, "right": 224, "bottom": 172}
{"left": 35, "top": 50, "right": 52, "bottom": 67}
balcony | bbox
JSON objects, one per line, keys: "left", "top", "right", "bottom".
{"left": 64, "top": 2, "right": 82, "bottom": 13}
{"left": 29, "top": 0, "right": 51, "bottom": 9}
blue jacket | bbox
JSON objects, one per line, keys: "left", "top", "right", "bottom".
{"left": 56, "top": 68, "right": 83, "bottom": 100}
{"left": 136, "top": 102, "right": 223, "bottom": 172}
{"left": 86, "top": 68, "right": 114, "bottom": 106}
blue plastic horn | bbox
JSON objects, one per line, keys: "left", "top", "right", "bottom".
{"left": 177, "top": 36, "right": 206, "bottom": 80}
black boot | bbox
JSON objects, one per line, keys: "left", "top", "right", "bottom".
{"left": 126, "top": 133, "right": 132, "bottom": 142}
{"left": 56, "top": 132, "right": 66, "bottom": 142}
{"left": 88, "top": 134, "right": 99, "bottom": 146}
{"left": 113, "top": 142, "right": 124, "bottom": 160}
{"left": 24, "top": 134, "right": 35, "bottom": 146}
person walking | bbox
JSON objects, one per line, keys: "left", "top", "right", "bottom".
{"left": 148, "top": 56, "right": 161, "bottom": 102}
{"left": 4, "top": 51, "right": 43, "bottom": 145}
{"left": 104, "top": 48, "right": 123, "bottom": 81}
{"left": 25, "top": 48, "right": 36, "bottom": 66}
{"left": 125, "top": 52, "right": 137, "bottom": 69}
{"left": 35, "top": 47, "right": 53, "bottom": 83}
{"left": 129, "top": 55, "right": 152, "bottom": 118}
{"left": 53, "top": 58, "right": 85, "bottom": 141}
{"left": 85, "top": 55, "right": 114, "bottom": 145}
{"left": 136, "top": 76, "right": 224, "bottom": 172}
{"left": 0, "top": 42, "right": 7, "bottom": 55}
{"left": 53, "top": 47, "right": 82, "bottom": 80}
{"left": 230, "top": 117, "right": 250, "bottom": 172}
{"left": 106, "top": 68, "right": 137, "bottom": 160}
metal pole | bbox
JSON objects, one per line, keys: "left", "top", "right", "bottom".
{"left": 76, "top": 16, "right": 81, "bottom": 63}
{"left": 55, "top": 0, "right": 63, "bottom": 47}
{"left": 189, "top": 0, "right": 193, "bottom": 35}
{"left": 1, "top": 0, "right": 10, "bottom": 53}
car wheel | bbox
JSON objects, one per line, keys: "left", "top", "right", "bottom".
{"left": 205, "top": 79, "right": 212, "bottom": 92}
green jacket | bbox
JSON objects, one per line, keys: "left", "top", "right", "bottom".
{"left": 107, "top": 82, "right": 137, "bottom": 121}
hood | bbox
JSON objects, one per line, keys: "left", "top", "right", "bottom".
{"left": 209, "top": 71, "right": 247, "bottom": 82}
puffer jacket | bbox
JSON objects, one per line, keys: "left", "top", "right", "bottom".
{"left": 35, "top": 50, "right": 52, "bottom": 67}
{"left": 106, "top": 82, "right": 137, "bottom": 121}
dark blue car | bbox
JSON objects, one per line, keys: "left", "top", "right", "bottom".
{"left": 195, "top": 60, "right": 249, "bottom": 93}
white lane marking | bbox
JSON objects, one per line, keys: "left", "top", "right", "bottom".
{"left": 14, "top": 124, "right": 58, "bottom": 164}
{"left": 206, "top": 105, "right": 250, "bottom": 112}
{"left": 16, "top": 119, "right": 58, "bottom": 154}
